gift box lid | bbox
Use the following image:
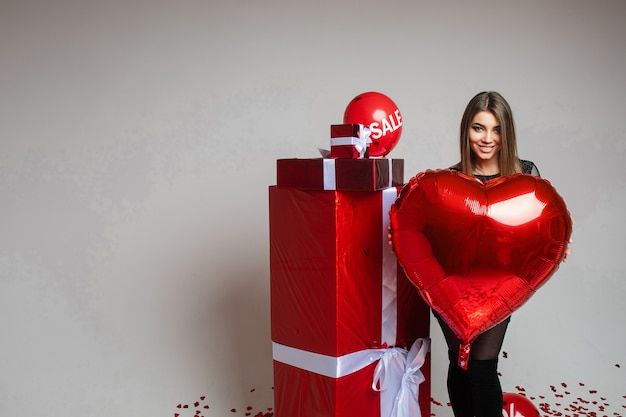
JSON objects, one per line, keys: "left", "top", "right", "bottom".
{"left": 276, "top": 158, "right": 404, "bottom": 191}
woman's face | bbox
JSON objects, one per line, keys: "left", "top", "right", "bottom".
{"left": 469, "top": 110, "right": 501, "bottom": 162}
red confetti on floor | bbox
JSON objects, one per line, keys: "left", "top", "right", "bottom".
{"left": 172, "top": 362, "right": 623, "bottom": 417}
{"left": 173, "top": 388, "right": 274, "bottom": 417}
{"left": 431, "top": 397, "right": 443, "bottom": 407}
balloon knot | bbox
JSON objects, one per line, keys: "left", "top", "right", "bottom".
{"left": 458, "top": 343, "right": 471, "bottom": 370}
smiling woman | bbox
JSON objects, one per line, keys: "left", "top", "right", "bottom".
{"left": 430, "top": 91, "right": 544, "bottom": 417}
{"left": 453, "top": 92, "right": 527, "bottom": 179}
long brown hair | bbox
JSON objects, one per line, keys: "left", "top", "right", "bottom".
{"left": 454, "top": 91, "right": 521, "bottom": 176}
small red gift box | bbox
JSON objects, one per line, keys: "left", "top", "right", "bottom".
{"left": 330, "top": 124, "right": 371, "bottom": 159}
{"left": 269, "top": 186, "right": 430, "bottom": 417}
{"left": 276, "top": 158, "right": 404, "bottom": 191}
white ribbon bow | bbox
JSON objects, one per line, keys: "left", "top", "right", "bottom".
{"left": 373, "top": 338, "right": 430, "bottom": 417}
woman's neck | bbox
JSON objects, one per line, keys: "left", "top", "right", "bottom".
{"left": 473, "top": 160, "right": 500, "bottom": 176}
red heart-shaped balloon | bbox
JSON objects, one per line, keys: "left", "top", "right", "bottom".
{"left": 390, "top": 170, "right": 572, "bottom": 365}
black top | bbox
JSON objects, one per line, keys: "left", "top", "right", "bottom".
{"left": 451, "top": 159, "right": 540, "bottom": 182}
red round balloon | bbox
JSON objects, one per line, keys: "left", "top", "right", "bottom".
{"left": 343, "top": 92, "right": 403, "bottom": 157}
{"left": 502, "top": 393, "right": 541, "bottom": 417}
{"left": 389, "top": 170, "right": 572, "bottom": 366}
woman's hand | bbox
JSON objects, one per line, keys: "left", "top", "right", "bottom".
{"left": 563, "top": 221, "right": 573, "bottom": 262}
{"left": 563, "top": 238, "right": 572, "bottom": 262}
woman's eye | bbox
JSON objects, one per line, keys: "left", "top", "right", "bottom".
{"left": 472, "top": 125, "right": 483, "bottom": 132}
{"left": 494, "top": 127, "right": 501, "bottom": 134}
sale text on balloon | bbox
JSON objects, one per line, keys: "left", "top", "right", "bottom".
{"left": 369, "top": 109, "right": 402, "bottom": 140}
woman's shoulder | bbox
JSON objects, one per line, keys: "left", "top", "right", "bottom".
{"left": 520, "top": 159, "right": 540, "bottom": 176}
{"left": 449, "top": 162, "right": 462, "bottom": 172}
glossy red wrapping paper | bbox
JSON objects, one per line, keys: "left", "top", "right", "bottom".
{"left": 389, "top": 170, "right": 572, "bottom": 367}
{"left": 276, "top": 158, "right": 404, "bottom": 191}
{"left": 269, "top": 186, "right": 430, "bottom": 417}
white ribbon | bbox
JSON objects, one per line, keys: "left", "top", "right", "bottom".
{"left": 323, "top": 158, "right": 336, "bottom": 190}
{"left": 272, "top": 342, "right": 396, "bottom": 378}
{"left": 381, "top": 187, "right": 399, "bottom": 345}
{"left": 273, "top": 338, "right": 430, "bottom": 417}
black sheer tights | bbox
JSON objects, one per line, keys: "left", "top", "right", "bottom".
{"left": 435, "top": 314, "right": 510, "bottom": 417}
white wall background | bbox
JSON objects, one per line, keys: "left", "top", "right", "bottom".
{"left": 1, "top": 1, "right": 624, "bottom": 416}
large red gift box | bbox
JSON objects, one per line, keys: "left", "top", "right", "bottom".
{"left": 269, "top": 183, "right": 431, "bottom": 417}
{"left": 276, "top": 158, "right": 404, "bottom": 191}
